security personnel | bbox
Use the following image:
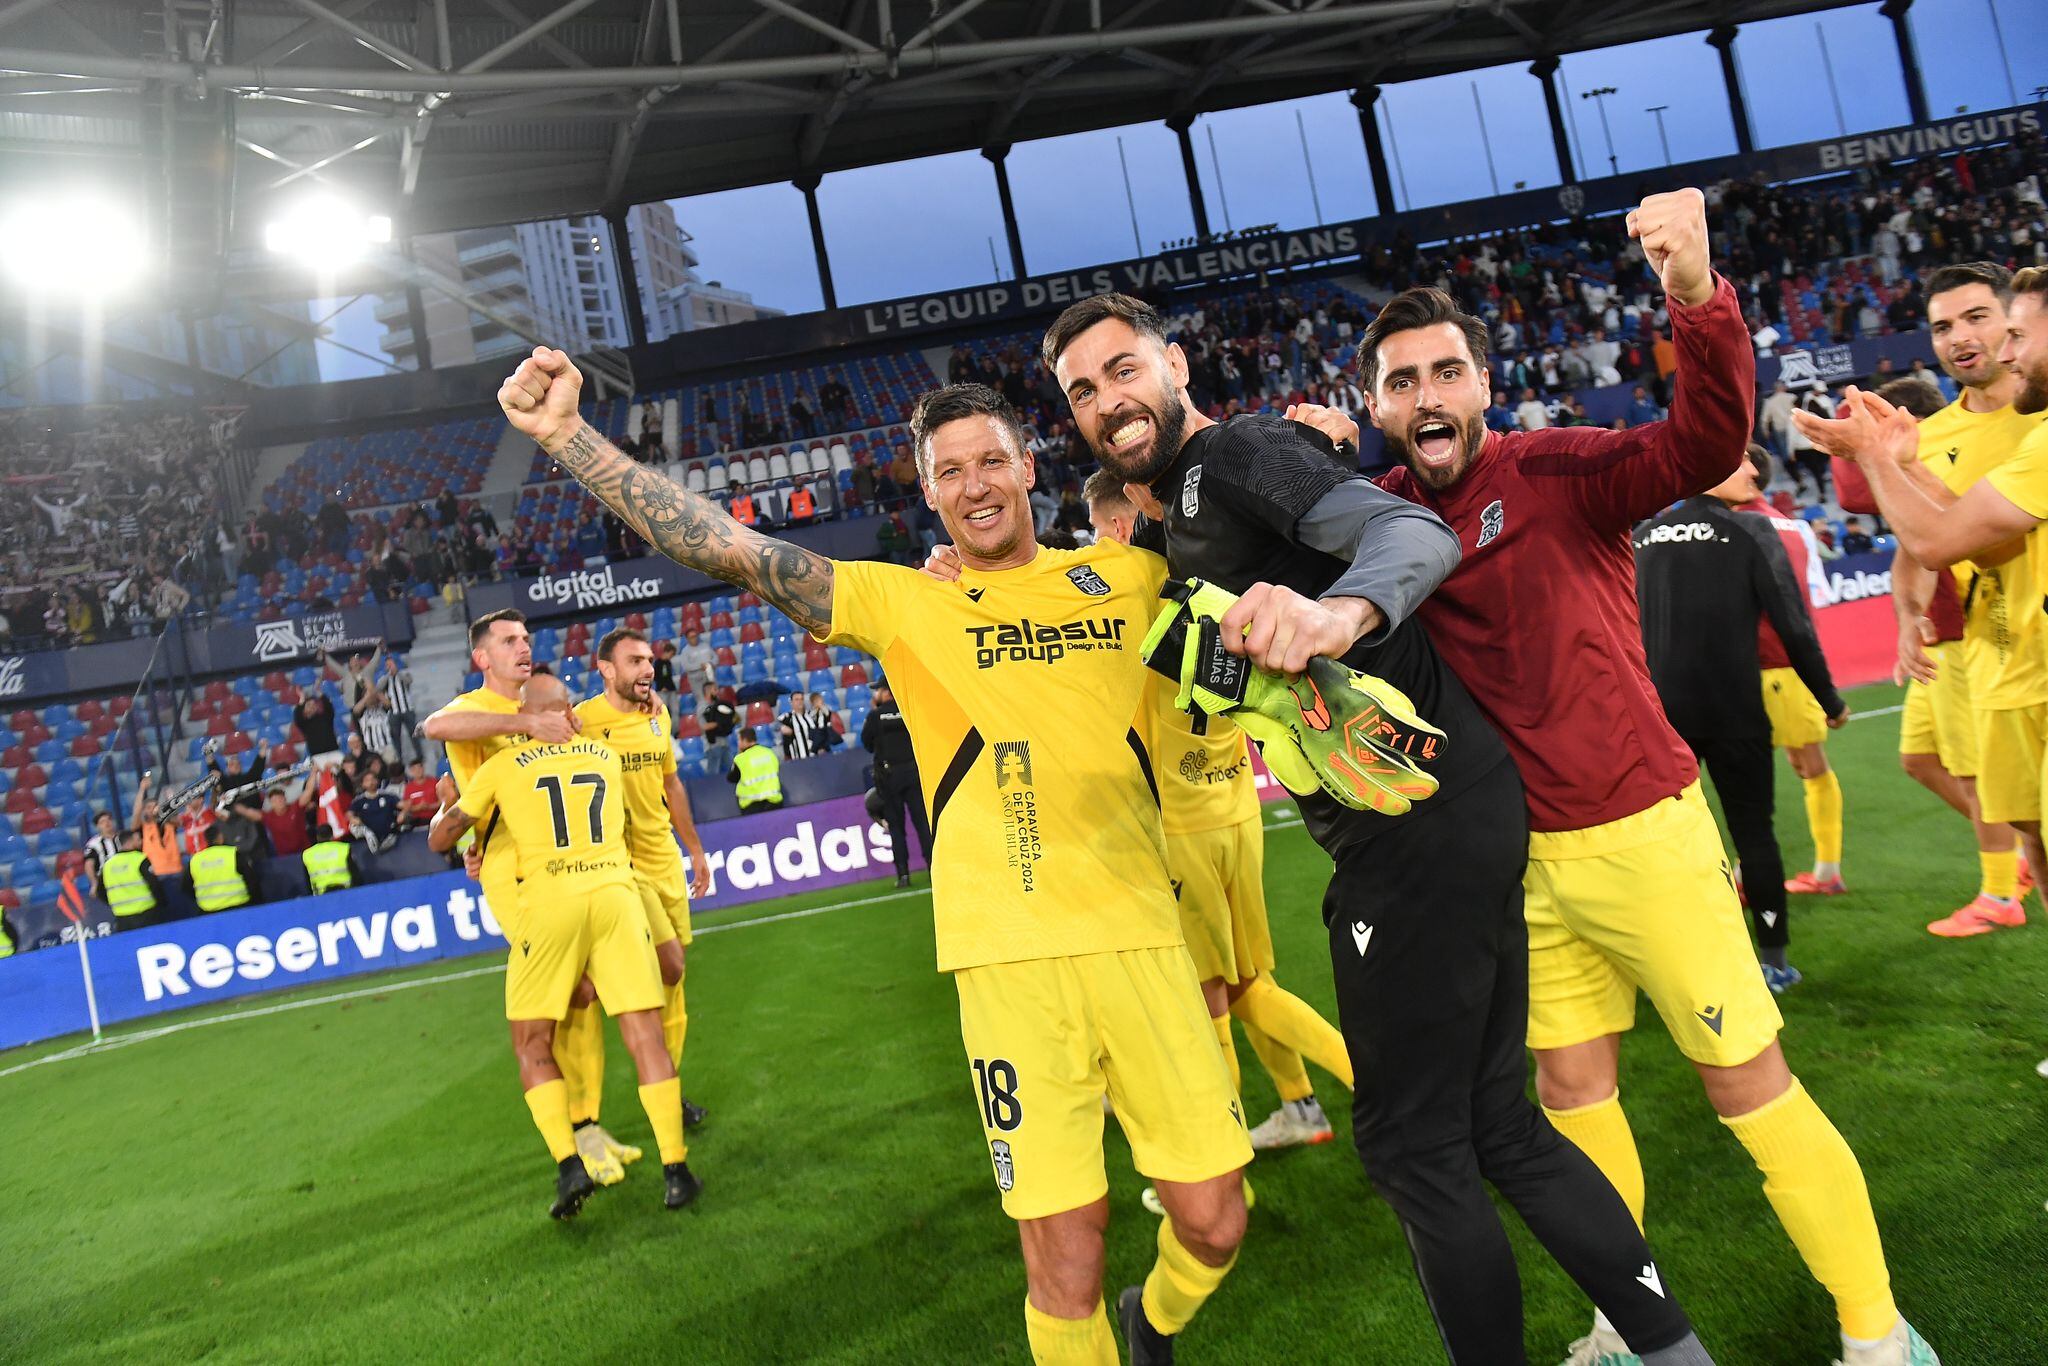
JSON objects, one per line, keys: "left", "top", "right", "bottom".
{"left": 728, "top": 480, "right": 757, "bottom": 527}
{"left": 188, "top": 826, "right": 257, "bottom": 913}
{"left": 860, "top": 681, "right": 928, "bottom": 887}
{"left": 0, "top": 914, "right": 14, "bottom": 958}
{"left": 726, "top": 728, "right": 783, "bottom": 813}
{"left": 303, "top": 836, "right": 360, "bottom": 895}
{"left": 100, "top": 830, "right": 163, "bottom": 930}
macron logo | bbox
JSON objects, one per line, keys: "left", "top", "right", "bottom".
{"left": 1350, "top": 920, "right": 1374, "bottom": 957}
{"left": 1637, "top": 1263, "right": 1665, "bottom": 1298}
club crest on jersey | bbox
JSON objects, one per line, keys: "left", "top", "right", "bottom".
{"left": 994, "top": 740, "right": 1034, "bottom": 789}
{"left": 1476, "top": 499, "right": 1505, "bottom": 549}
{"left": 1066, "top": 566, "right": 1112, "bottom": 597}
{"left": 990, "top": 1139, "right": 1015, "bottom": 1191}
{"left": 1181, "top": 466, "right": 1203, "bottom": 518}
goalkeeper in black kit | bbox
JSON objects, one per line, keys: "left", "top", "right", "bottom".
{"left": 1041, "top": 292, "right": 1715, "bottom": 1366}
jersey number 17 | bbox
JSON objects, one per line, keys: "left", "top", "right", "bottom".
{"left": 537, "top": 773, "right": 608, "bottom": 848}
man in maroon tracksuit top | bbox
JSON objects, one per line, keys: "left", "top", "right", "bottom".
{"left": 1309, "top": 189, "right": 1930, "bottom": 1365}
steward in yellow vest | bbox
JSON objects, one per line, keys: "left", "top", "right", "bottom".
{"left": 101, "top": 834, "right": 163, "bottom": 929}
{"left": 303, "top": 839, "right": 359, "bottom": 895}
{"left": 188, "top": 831, "right": 256, "bottom": 913}
{"left": 727, "top": 730, "right": 784, "bottom": 813}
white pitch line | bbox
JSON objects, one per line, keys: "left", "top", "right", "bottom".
{"left": 0, "top": 886, "right": 930, "bottom": 1083}
{"left": 1851, "top": 704, "right": 1905, "bottom": 720}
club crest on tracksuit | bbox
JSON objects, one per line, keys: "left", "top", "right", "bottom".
{"left": 990, "top": 1139, "right": 1015, "bottom": 1191}
{"left": 1476, "top": 499, "right": 1505, "bottom": 549}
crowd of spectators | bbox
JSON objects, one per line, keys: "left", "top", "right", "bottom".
{"left": 0, "top": 407, "right": 236, "bottom": 649}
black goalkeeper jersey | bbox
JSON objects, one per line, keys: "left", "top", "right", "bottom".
{"left": 1633, "top": 496, "right": 1845, "bottom": 740}
{"left": 1151, "top": 416, "right": 1511, "bottom": 857}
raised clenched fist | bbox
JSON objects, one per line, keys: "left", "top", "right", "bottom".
{"left": 497, "top": 346, "right": 584, "bottom": 453}
{"left": 1626, "top": 188, "right": 1714, "bottom": 309}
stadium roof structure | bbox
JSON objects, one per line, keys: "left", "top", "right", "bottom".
{"left": 5, "top": 0, "right": 1892, "bottom": 247}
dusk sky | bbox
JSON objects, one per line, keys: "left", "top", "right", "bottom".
{"left": 312, "top": 0, "right": 2043, "bottom": 379}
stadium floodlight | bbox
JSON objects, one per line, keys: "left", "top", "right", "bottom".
{"left": 0, "top": 193, "right": 148, "bottom": 297}
{"left": 263, "top": 198, "right": 393, "bottom": 266}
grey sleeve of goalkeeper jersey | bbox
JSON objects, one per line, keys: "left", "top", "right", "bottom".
{"left": 1295, "top": 479, "right": 1463, "bottom": 645}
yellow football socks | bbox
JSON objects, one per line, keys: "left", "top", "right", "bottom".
{"left": 638, "top": 1076, "right": 688, "bottom": 1165}
{"left": 1022, "top": 1298, "right": 1116, "bottom": 1365}
{"left": 556, "top": 1002, "right": 606, "bottom": 1125}
{"left": 523, "top": 1079, "right": 576, "bottom": 1163}
{"left": 1981, "top": 847, "right": 2018, "bottom": 901}
{"left": 1210, "top": 1013, "right": 1242, "bottom": 1096}
{"left": 1229, "top": 975, "right": 1352, "bottom": 1089}
{"left": 1804, "top": 771, "right": 1844, "bottom": 868}
{"left": 663, "top": 977, "right": 689, "bottom": 1071}
{"left": 1543, "top": 1088, "right": 1645, "bottom": 1230}
{"left": 1240, "top": 1018, "right": 1315, "bottom": 1104}
{"left": 1141, "top": 1218, "right": 1235, "bottom": 1337}
{"left": 1721, "top": 1078, "right": 1897, "bottom": 1341}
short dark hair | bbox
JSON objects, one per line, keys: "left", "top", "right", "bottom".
{"left": 908, "top": 383, "right": 1028, "bottom": 479}
{"left": 1744, "top": 442, "right": 1771, "bottom": 479}
{"left": 1041, "top": 292, "right": 1169, "bottom": 371}
{"left": 1876, "top": 375, "right": 1947, "bottom": 420}
{"left": 93, "top": 809, "right": 111, "bottom": 824}
{"left": 1358, "top": 287, "right": 1491, "bottom": 392}
{"left": 1081, "top": 466, "right": 1132, "bottom": 514}
{"left": 469, "top": 608, "right": 525, "bottom": 651}
{"left": 1925, "top": 261, "right": 2012, "bottom": 303}
{"left": 595, "top": 626, "right": 648, "bottom": 663}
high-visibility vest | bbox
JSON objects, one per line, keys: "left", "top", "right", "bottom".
{"left": 733, "top": 744, "right": 782, "bottom": 807}
{"left": 101, "top": 850, "right": 158, "bottom": 918}
{"left": 190, "top": 844, "right": 251, "bottom": 912}
{"left": 789, "top": 486, "right": 815, "bottom": 519}
{"left": 731, "top": 491, "right": 756, "bottom": 525}
{"left": 303, "top": 841, "right": 355, "bottom": 895}
{"left": 0, "top": 923, "right": 12, "bottom": 958}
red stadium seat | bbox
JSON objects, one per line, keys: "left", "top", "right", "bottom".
{"left": 673, "top": 715, "right": 701, "bottom": 740}
{"left": 108, "top": 696, "right": 131, "bottom": 717}
{"left": 738, "top": 622, "right": 765, "bottom": 644}
{"left": 205, "top": 715, "right": 235, "bottom": 737}
{"left": 223, "top": 733, "right": 255, "bottom": 756}
{"left": 269, "top": 743, "right": 301, "bottom": 768}
{"left": 839, "top": 664, "right": 869, "bottom": 687}
{"left": 744, "top": 701, "right": 774, "bottom": 726}
{"left": 263, "top": 672, "right": 289, "bottom": 692}
{"left": 736, "top": 592, "right": 762, "bottom": 609}
{"left": 13, "top": 763, "right": 47, "bottom": 789}
{"left": 4, "top": 788, "right": 37, "bottom": 814}
{"left": 18, "top": 807, "right": 54, "bottom": 836}
{"left": 88, "top": 716, "right": 116, "bottom": 739}
{"left": 219, "top": 695, "right": 249, "bottom": 718}
{"left": 75, "top": 700, "right": 104, "bottom": 723}
{"left": 15, "top": 723, "right": 49, "bottom": 746}
{"left": 8, "top": 710, "right": 34, "bottom": 731}
{"left": 624, "top": 612, "right": 648, "bottom": 631}
{"left": 68, "top": 736, "right": 98, "bottom": 758}
{"left": 0, "top": 888, "right": 18, "bottom": 910}
{"left": 710, "top": 612, "right": 734, "bottom": 630}
{"left": 203, "top": 681, "right": 231, "bottom": 702}
{"left": 188, "top": 698, "right": 216, "bottom": 721}
{"left": 55, "top": 849, "right": 84, "bottom": 876}
{"left": 275, "top": 684, "right": 302, "bottom": 707}
{"left": 714, "top": 647, "right": 736, "bottom": 667}
{"left": 0, "top": 744, "right": 30, "bottom": 769}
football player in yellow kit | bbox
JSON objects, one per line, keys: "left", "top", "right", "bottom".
{"left": 420, "top": 610, "right": 645, "bottom": 1184}
{"left": 576, "top": 627, "right": 712, "bottom": 1100}
{"left": 1082, "top": 470, "right": 1352, "bottom": 1152}
{"left": 502, "top": 343, "right": 1249, "bottom": 1366}
{"left": 429, "top": 672, "right": 700, "bottom": 1219}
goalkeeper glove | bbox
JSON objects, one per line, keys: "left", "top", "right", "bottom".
{"left": 1141, "top": 578, "right": 1446, "bottom": 816}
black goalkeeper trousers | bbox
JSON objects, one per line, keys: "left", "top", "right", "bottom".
{"left": 1683, "top": 732, "right": 1789, "bottom": 949}
{"left": 1318, "top": 763, "right": 1696, "bottom": 1364}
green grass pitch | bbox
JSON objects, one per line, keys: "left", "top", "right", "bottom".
{"left": 4, "top": 683, "right": 2044, "bottom": 1363}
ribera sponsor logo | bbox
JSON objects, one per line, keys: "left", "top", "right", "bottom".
{"left": 528, "top": 564, "right": 666, "bottom": 611}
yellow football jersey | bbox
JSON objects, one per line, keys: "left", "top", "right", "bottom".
{"left": 821, "top": 539, "right": 1181, "bottom": 972}
{"left": 1150, "top": 677, "right": 1259, "bottom": 836}
{"left": 575, "top": 692, "right": 685, "bottom": 876}
{"left": 1920, "top": 398, "right": 2048, "bottom": 711}
{"left": 440, "top": 685, "right": 526, "bottom": 906}
{"left": 458, "top": 736, "right": 634, "bottom": 894}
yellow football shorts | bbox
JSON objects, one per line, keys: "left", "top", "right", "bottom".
{"left": 504, "top": 880, "right": 664, "bottom": 1022}
{"left": 953, "top": 945, "right": 1252, "bottom": 1220}
{"left": 634, "top": 859, "right": 691, "bottom": 949}
{"left": 1897, "top": 642, "right": 1976, "bottom": 775}
{"left": 1165, "top": 814, "right": 1275, "bottom": 986}
{"left": 1523, "top": 780, "right": 1783, "bottom": 1067}
{"left": 1761, "top": 667, "right": 1828, "bottom": 750}
{"left": 1973, "top": 703, "right": 2048, "bottom": 826}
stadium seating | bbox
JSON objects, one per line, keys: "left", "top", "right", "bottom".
{"left": 265, "top": 414, "right": 504, "bottom": 514}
